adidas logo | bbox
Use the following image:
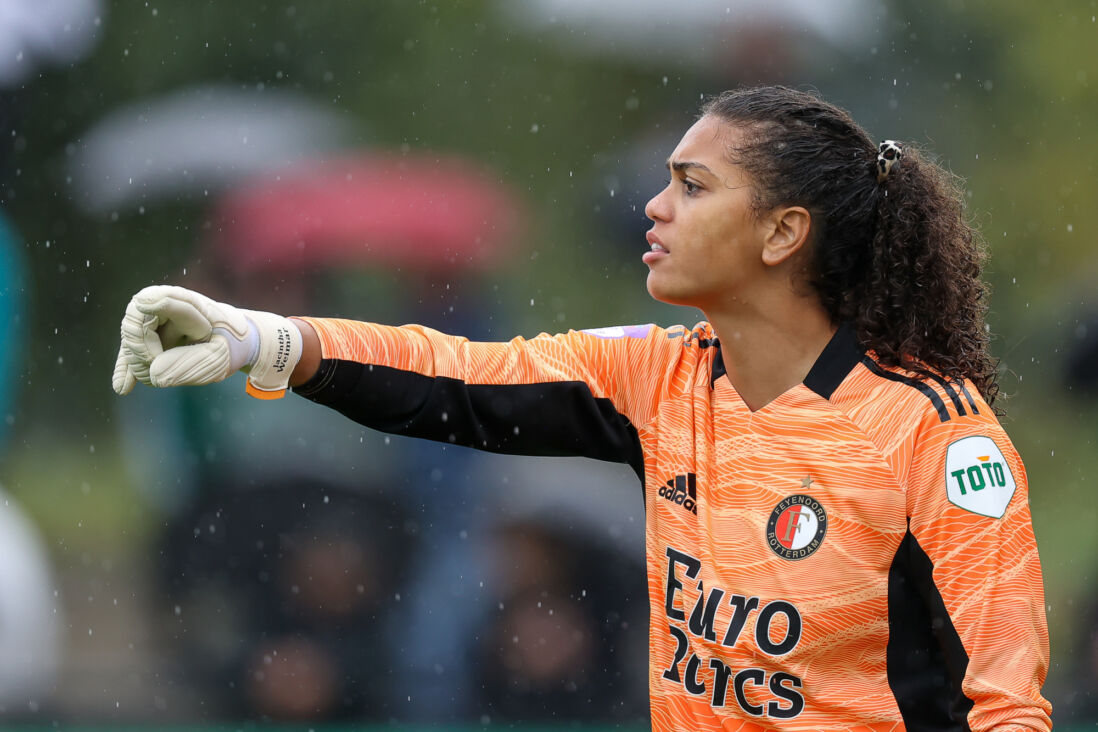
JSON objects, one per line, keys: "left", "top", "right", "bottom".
{"left": 658, "top": 473, "right": 698, "bottom": 515}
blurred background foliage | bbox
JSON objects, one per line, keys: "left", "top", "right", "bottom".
{"left": 1, "top": 0, "right": 1096, "bottom": 727}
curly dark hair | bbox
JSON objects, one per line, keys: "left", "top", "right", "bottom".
{"left": 701, "top": 86, "right": 999, "bottom": 407}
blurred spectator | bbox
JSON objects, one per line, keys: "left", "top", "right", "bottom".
{"left": 0, "top": 209, "right": 61, "bottom": 716}
{"left": 0, "top": 211, "right": 24, "bottom": 448}
{"left": 1054, "top": 597, "right": 1098, "bottom": 723}
{"left": 476, "top": 514, "right": 648, "bottom": 722}
{"left": 156, "top": 477, "right": 414, "bottom": 721}
{"left": 1064, "top": 307, "right": 1098, "bottom": 397}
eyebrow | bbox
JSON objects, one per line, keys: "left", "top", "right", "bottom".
{"left": 666, "top": 159, "right": 715, "bottom": 176}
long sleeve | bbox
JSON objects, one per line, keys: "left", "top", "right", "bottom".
{"left": 889, "top": 399, "right": 1051, "bottom": 730}
{"left": 290, "top": 318, "right": 676, "bottom": 480}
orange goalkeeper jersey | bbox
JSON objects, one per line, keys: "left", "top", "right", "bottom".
{"left": 293, "top": 318, "right": 1051, "bottom": 731}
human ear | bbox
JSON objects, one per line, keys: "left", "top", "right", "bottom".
{"left": 760, "top": 206, "right": 812, "bottom": 266}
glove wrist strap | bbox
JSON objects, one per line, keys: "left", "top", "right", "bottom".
{"left": 240, "top": 310, "right": 303, "bottom": 400}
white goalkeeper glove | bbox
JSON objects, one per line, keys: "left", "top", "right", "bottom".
{"left": 111, "top": 285, "right": 303, "bottom": 400}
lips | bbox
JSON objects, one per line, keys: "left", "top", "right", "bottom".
{"left": 643, "top": 231, "right": 669, "bottom": 266}
{"left": 646, "top": 231, "right": 668, "bottom": 253}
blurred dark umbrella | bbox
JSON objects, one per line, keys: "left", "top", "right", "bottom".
{"left": 206, "top": 153, "right": 524, "bottom": 274}
{"left": 68, "top": 85, "right": 352, "bottom": 213}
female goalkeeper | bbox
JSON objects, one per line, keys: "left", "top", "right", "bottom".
{"left": 113, "top": 86, "right": 1051, "bottom": 730}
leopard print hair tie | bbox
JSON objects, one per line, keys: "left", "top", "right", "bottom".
{"left": 876, "top": 140, "right": 903, "bottom": 182}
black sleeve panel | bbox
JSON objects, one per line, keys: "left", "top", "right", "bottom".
{"left": 886, "top": 527, "right": 974, "bottom": 732}
{"left": 295, "top": 358, "right": 646, "bottom": 484}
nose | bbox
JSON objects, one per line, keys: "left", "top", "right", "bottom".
{"left": 645, "top": 184, "right": 671, "bottom": 223}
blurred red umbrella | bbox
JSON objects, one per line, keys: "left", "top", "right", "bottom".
{"left": 206, "top": 153, "right": 524, "bottom": 274}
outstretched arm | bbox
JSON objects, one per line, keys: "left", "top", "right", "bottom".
{"left": 114, "top": 285, "right": 670, "bottom": 473}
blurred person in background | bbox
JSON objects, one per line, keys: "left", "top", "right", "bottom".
{"left": 157, "top": 476, "right": 414, "bottom": 721}
{"left": 112, "top": 85, "right": 1051, "bottom": 729}
{"left": 476, "top": 513, "right": 647, "bottom": 722}
{"left": 0, "top": 209, "right": 62, "bottom": 717}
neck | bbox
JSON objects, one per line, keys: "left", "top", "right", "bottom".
{"left": 705, "top": 290, "right": 836, "bottom": 412}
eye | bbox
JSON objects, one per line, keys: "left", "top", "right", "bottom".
{"left": 682, "top": 179, "right": 700, "bottom": 196}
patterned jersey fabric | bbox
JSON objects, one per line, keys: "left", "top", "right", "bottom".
{"left": 293, "top": 317, "right": 1051, "bottom": 731}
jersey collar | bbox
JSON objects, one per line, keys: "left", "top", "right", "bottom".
{"left": 710, "top": 321, "right": 866, "bottom": 399}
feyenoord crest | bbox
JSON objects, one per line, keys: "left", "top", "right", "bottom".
{"left": 766, "top": 481, "right": 827, "bottom": 560}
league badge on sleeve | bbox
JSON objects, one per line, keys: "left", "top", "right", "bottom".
{"left": 581, "top": 324, "right": 654, "bottom": 339}
{"left": 944, "top": 436, "right": 1017, "bottom": 519}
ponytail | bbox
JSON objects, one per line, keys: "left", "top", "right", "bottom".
{"left": 701, "top": 86, "right": 999, "bottom": 406}
{"left": 861, "top": 145, "right": 997, "bottom": 405}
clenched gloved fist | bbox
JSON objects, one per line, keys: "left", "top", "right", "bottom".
{"left": 112, "top": 285, "right": 303, "bottom": 399}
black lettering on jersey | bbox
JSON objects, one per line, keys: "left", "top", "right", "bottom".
{"left": 709, "top": 658, "right": 733, "bottom": 708}
{"left": 684, "top": 654, "right": 706, "bottom": 696}
{"left": 756, "top": 600, "right": 802, "bottom": 656}
{"left": 688, "top": 585, "right": 726, "bottom": 642}
{"left": 722, "top": 595, "right": 760, "bottom": 647}
{"left": 661, "top": 546, "right": 807, "bottom": 718}
{"left": 665, "top": 547, "right": 702, "bottom": 621}
{"left": 768, "top": 672, "right": 805, "bottom": 719}
{"left": 658, "top": 473, "right": 698, "bottom": 515}
{"left": 734, "top": 669, "right": 766, "bottom": 717}
{"left": 661, "top": 624, "right": 690, "bottom": 683}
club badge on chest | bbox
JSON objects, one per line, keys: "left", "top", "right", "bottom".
{"left": 766, "top": 477, "right": 828, "bottom": 560}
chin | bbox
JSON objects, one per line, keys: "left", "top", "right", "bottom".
{"left": 646, "top": 275, "right": 696, "bottom": 308}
